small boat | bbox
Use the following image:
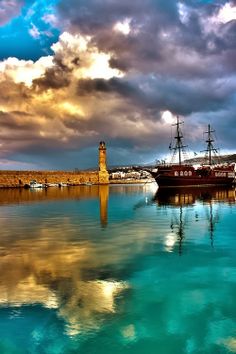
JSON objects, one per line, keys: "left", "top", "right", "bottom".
{"left": 151, "top": 117, "right": 235, "bottom": 188}
{"left": 29, "top": 180, "right": 44, "bottom": 188}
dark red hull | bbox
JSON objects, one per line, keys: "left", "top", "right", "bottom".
{"left": 151, "top": 164, "right": 235, "bottom": 188}
{"left": 154, "top": 175, "right": 234, "bottom": 187}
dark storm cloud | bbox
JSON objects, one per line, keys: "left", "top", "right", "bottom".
{"left": 56, "top": 0, "right": 183, "bottom": 73}
{"left": 76, "top": 74, "right": 236, "bottom": 117}
{"left": 57, "top": 0, "right": 143, "bottom": 32}
{"left": 219, "top": 20, "right": 236, "bottom": 49}
{"left": 77, "top": 77, "right": 137, "bottom": 96}
{"left": 56, "top": 0, "right": 236, "bottom": 73}
{"left": 33, "top": 66, "right": 71, "bottom": 90}
{"left": 32, "top": 55, "right": 76, "bottom": 91}
{"left": 56, "top": 1, "right": 236, "bottom": 109}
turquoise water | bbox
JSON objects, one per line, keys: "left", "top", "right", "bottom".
{"left": 0, "top": 184, "right": 236, "bottom": 354}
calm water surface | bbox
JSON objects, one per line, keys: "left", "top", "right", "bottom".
{"left": 0, "top": 184, "right": 236, "bottom": 354}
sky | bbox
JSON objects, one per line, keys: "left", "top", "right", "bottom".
{"left": 0, "top": 0, "right": 236, "bottom": 170}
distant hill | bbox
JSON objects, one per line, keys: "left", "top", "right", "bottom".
{"left": 184, "top": 154, "right": 236, "bottom": 165}
{"left": 108, "top": 154, "right": 236, "bottom": 172}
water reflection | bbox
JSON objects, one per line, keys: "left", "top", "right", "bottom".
{"left": 0, "top": 184, "right": 160, "bottom": 338}
{"left": 0, "top": 185, "right": 120, "bottom": 336}
{"left": 0, "top": 230, "right": 127, "bottom": 335}
{"left": 99, "top": 185, "right": 109, "bottom": 227}
{"left": 0, "top": 185, "right": 110, "bottom": 227}
{"left": 0, "top": 184, "right": 236, "bottom": 352}
{"left": 0, "top": 184, "right": 159, "bottom": 337}
{"left": 154, "top": 187, "right": 236, "bottom": 254}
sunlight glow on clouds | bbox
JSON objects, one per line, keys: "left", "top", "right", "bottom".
{"left": 217, "top": 3, "right": 236, "bottom": 24}
{"left": 113, "top": 18, "right": 131, "bottom": 35}
{"left": 0, "top": 56, "right": 54, "bottom": 86}
{"left": 203, "top": 2, "right": 236, "bottom": 35}
{"left": 52, "top": 32, "right": 123, "bottom": 80}
{"left": 85, "top": 52, "right": 123, "bottom": 79}
{"left": 161, "top": 111, "right": 175, "bottom": 125}
{"left": 60, "top": 102, "right": 85, "bottom": 117}
{"left": 51, "top": 31, "right": 90, "bottom": 54}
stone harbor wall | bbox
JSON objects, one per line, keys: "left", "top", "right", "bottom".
{"left": 0, "top": 142, "right": 110, "bottom": 188}
{"left": 0, "top": 170, "right": 100, "bottom": 188}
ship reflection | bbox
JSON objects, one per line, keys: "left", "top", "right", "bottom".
{"left": 154, "top": 186, "right": 236, "bottom": 207}
{"left": 154, "top": 187, "right": 235, "bottom": 254}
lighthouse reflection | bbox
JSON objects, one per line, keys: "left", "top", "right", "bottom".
{"left": 154, "top": 187, "right": 236, "bottom": 254}
{"left": 99, "top": 185, "right": 109, "bottom": 227}
{"left": 0, "top": 185, "right": 109, "bottom": 227}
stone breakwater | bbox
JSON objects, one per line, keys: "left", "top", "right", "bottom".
{"left": 0, "top": 170, "right": 100, "bottom": 188}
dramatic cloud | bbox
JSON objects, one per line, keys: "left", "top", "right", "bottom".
{"left": 0, "top": 0, "right": 236, "bottom": 168}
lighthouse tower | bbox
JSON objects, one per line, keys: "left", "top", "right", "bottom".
{"left": 98, "top": 141, "right": 109, "bottom": 184}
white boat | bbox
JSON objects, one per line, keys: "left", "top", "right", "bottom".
{"left": 29, "top": 180, "right": 44, "bottom": 188}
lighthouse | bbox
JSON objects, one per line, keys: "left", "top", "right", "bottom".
{"left": 98, "top": 141, "right": 109, "bottom": 184}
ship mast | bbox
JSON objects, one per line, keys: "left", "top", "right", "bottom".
{"left": 202, "top": 124, "right": 219, "bottom": 165}
{"left": 170, "top": 116, "right": 187, "bottom": 165}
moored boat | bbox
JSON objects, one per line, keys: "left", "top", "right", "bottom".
{"left": 29, "top": 180, "right": 45, "bottom": 188}
{"left": 151, "top": 117, "right": 235, "bottom": 188}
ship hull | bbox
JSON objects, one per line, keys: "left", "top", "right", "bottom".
{"left": 151, "top": 165, "right": 235, "bottom": 188}
{"left": 154, "top": 175, "right": 234, "bottom": 188}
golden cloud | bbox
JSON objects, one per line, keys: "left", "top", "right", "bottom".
{"left": 0, "top": 31, "right": 127, "bottom": 157}
{"left": 0, "top": 30, "right": 165, "bottom": 165}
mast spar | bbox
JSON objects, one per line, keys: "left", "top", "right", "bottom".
{"left": 170, "top": 116, "right": 187, "bottom": 165}
{"left": 202, "top": 124, "right": 219, "bottom": 165}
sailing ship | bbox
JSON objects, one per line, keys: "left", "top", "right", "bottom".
{"left": 151, "top": 117, "right": 235, "bottom": 187}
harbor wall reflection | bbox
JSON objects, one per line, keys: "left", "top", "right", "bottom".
{"left": 0, "top": 185, "right": 109, "bottom": 227}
